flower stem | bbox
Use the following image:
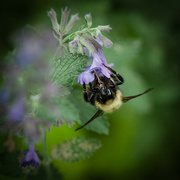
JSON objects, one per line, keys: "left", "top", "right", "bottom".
{"left": 42, "top": 131, "right": 48, "bottom": 160}
{"left": 42, "top": 131, "right": 52, "bottom": 179}
{"left": 61, "top": 27, "right": 93, "bottom": 44}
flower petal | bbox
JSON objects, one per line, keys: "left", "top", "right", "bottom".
{"left": 77, "top": 71, "right": 94, "bottom": 84}
{"left": 32, "top": 151, "right": 40, "bottom": 163}
{"left": 23, "top": 150, "right": 29, "bottom": 155}
{"left": 77, "top": 39, "right": 113, "bottom": 84}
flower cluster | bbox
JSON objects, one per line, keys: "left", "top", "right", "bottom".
{"left": 77, "top": 40, "right": 114, "bottom": 84}
{"left": 0, "top": 28, "right": 55, "bottom": 139}
{"left": 48, "top": 7, "right": 114, "bottom": 84}
{"left": 0, "top": 28, "right": 62, "bottom": 167}
{"left": 1, "top": 26, "right": 82, "bottom": 168}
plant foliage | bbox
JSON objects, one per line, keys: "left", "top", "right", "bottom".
{"left": 51, "top": 137, "right": 101, "bottom": 162}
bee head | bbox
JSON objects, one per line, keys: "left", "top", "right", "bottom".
{"left": 97, "top": 84, "right": 113, "bottom": 104}
{"left": 99, "top": 85, "right": 111, "bottom": 96}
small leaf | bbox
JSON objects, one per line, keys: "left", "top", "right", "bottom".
{"left": 50, "top": 54, "right": 88, "bottom": 86}
{"left": 52, "top": 95, "right": 81, "bottom": 124}
{"left": 78, "top": 25, "right": 85, "bottom": 31}
{"left": 35, "top": 94, "right": 80, "bottom": 124}
{"left": 35, "top": 103, "right": 56, "bottom": 123}
{"left": 51, "top": 137, "right": 101, "bottom": 162}
{"left": 68, "top": 33, "right": 76, "bottom": 41}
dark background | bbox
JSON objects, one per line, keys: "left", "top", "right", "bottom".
{"left": 1, "top": 0, "right": 180, "bottom": 179}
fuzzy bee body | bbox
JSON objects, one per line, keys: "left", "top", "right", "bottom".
{"left": 95, "top": 89, "right": 123, "bottom": 113}
{"left": 84, "top": 75, "right": 123, "bottom": 113}
{"left": 75, "top": 64, "right": 153, "bottom": 131}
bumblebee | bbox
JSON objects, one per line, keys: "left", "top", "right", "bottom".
{"left": 75, "top": 64, "right": 153, "bottom": 131}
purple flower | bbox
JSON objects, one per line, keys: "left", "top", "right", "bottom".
{"left": 21, "top": 144, "right": 40, "bottom": 167}
{"left": 8, "top": 96, "right": 25, "bottom": 122}
{"left": 15, "top": 33, "right": 42, "bottom": 67}
{"left": 0, "top": 86, "right": 10, "bottom": 105}
{"left": 77, "top": 70, "right": 95, "bottom": 84}
{"left": 77, "top": 44, "right": 114, "bottom": 84}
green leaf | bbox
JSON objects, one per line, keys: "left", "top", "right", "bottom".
{"left": 34, "top": 85, "right": 109, "bottom": 132}
{"left": 51, "top": 137, "right": 101, "bottom": 162}
{"left": 78, "top": 25, "right": 85, "bottom": 31}
{"left": 35, "top": 103, "right": 56, "bottom": 123}
{"left": 50, "top": 54, "right": 88, "bottom": 86}
{"left": 52, "top": 95, "right": 81, "bottom": 124}
{"left": 68, "top": 86, "right": 109, "bottom": 134}
{"left": 35, "top": 94, "right": 80, "bottom": 124}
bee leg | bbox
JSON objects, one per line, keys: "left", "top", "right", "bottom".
{"left": 103, "top": 63, "right": 124, "bottom": 85}
{"left": 83, "top": 83, "right": 89, "bottom": 102}
{"left": 83, "top": 83, "right": 94, "bottom": 102}
{"left": 94, "top": 70, "right": 104, "bottom": 85}
{"left": 111, "top": 74, "right": 123, "bottom": 86}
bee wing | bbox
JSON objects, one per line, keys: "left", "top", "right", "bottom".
{"left": 122, "top": 88, "right": 153, "bottom": 103}
{"left": 75, "top": 110, "right": 103, "bottom": 131}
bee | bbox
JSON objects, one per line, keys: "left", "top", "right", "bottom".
{"left": 75, "top": 64, "right": 153, "bottom": 131}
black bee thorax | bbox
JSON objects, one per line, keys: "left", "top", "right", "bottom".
{"left": 85, "top": 76, "right": 119, "bottom": 105}
{"left": 96, "top": 88, "right": 116, "bottom": 104}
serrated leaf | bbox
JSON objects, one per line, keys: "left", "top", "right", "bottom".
{"left": 35, "top": 103, "right": 56, "bottom": 122}
{"left": 50, "top": 54, "right": 88, "bottom": 86}
{"left": 51, "top": 137, "right": 101, "bottom": 162}
{"left": 35, "top": 94, "right": 80, "bottom": 124}
{"left": 68, "top": 86, "right": 109, "bottom": 134}
{"left": 52, "top": 95, "right": 81, "bottom": 124}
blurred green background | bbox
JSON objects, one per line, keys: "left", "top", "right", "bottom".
{"left": 1, "top": 0, "right": 180, "bottom": 179}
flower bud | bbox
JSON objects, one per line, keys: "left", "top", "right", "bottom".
{"left": 85, "top": 13, "right": 92, "bottom": 28}
{"left": 21, "top": 144, "right": 40, "bottom": 167}
{"left": 69, "top": 37, "right": 79, "bottom": 54}
{"left": 95, "top": 29, "right": 102, "bottom": 38}
{"left": 59, "top": 7, "right": 70, "bottom": 32}
{"left": 64, "top": 14, "right": 80, "bottom": 34}
{"left": 79, "top": 37, "right": 95, "bottom": 56}
{"left": 83, "top": 33, "right": 102, "bottom": 50}
{"left": 77, "top": 42, "right": 84, "bottom": 55}
{"left": 96, "top": 31, "right": 113, "bottom": 48}
{"left": 97, "top": 25, "right": 112, "bottom": 32}
{"left": 48, "top": 8, "right": 60, "bottom": 33}
{"left": 100, "top": 35, "right": 113, "bottom": 48}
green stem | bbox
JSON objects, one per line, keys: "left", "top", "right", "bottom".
{"left": 61, "top": 27, "right": 97, "bottom": 44}
{"left": 42, "top": 131, "right": 52, "bottom": 180}
{"left": 42, "top": 131, "right": 48, "bottom": 161}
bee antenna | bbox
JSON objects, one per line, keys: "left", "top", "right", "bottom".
{"left": 75, "top": 110, "right": 103, "bottom": 131}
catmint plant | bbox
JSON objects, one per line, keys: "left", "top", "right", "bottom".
{"left": 0, "top": 7, "right": 114, "bottom": 178}
{"left": 48, "top": 7, "right": 114, "bottom": 85}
